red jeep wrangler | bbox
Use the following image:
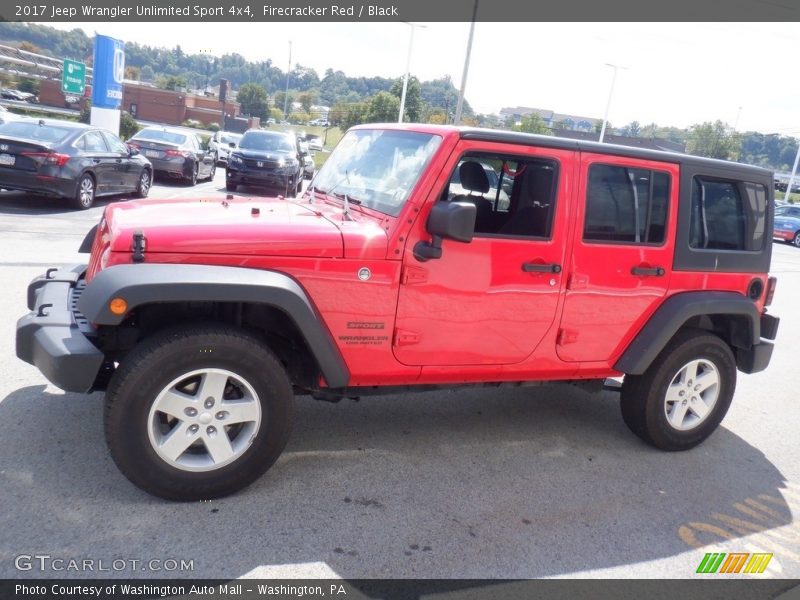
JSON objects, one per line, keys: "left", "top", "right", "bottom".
{"left": 16, "top": 125, "right": 780, "bottom": 500}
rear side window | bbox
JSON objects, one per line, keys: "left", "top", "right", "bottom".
{"left": 689, "top": 178, "right": 766, "bottom": 251}
{"left": 584, "top": 164, "right": 670, "bottom": 244}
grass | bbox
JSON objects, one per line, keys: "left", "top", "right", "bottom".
{"left": 777, "top": 191, "right": 800, "bottom": 204}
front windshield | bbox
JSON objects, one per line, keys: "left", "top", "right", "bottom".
{"left": 313, "top": 129, "right": 441, "bottom": 217}
{"left": 239, "top": 132, "right": 295, "bottom": 152}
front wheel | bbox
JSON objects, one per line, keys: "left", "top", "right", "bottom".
{"left": 620, "top": 329, "right": 736, "bottom": 451}
{"left": 104, "top": 326, "right": 294, "bottom": 500}
{"left": 793, "top": 232, "right": 800, "bottom": 248}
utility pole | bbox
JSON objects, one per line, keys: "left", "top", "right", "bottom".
{"left": 283, "top": 40, "right": 292, "bottom": 120}
{"left": 599, "top": 63, "right": 626, "bottom": 143}
{"left": 398, "top": 23, "right": 426, "bottom": 123}
{"left": 453, "top": 0, "right": 478, "bottom": 126}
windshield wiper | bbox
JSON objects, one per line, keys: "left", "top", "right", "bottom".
{"left": 330, "top": 191, "right": 362, "bottom": 205}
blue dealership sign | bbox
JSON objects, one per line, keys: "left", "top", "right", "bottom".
{"left": 92, "top": 34, "right": 125, "bottom": 109}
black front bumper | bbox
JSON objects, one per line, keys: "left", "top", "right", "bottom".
{"left": 16, "top": 264, "right": 104, "bottom": 393}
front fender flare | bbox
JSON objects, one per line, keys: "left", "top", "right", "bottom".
{"left": 77, "top": 263, "right": 349, "bottom": 388}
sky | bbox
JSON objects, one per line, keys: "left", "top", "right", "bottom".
{"left": 46, "top": 21, "right": 800, "bottom": 135}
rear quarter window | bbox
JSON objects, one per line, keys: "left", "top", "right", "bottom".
{"left": 689, "top": 177, "right": 766, "bottom": 251}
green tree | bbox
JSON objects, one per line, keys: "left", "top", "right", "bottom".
{"left": 156, "top": 74, "right": 187, "bottom": 91}
{"left": 119, "top": 111, "right": 141, "bottom": 140}
{"left": 236, "top": 83, "right": 269, "bottom": 120}
{"left": 513, "top": 113, "right": 552, "bottom": 135}
{"left": 687, "top": 121, "right": 741, "bottom": 160}
{"left": 273, "top": 90, "right": 293, "bottom": 116}
{"left": 390, "top": 76, "right": 422, "bottom": 122}
{"left": 365, "top": 91, "right": 400, "bottom": 123}
{"left": 621, "top": 121, "right": 641, "bottom": 137}
{"left": 331, "top": 101, "right": 368, "bottom": 130}
{"left": 17, "top": 78, "right": 39, "bottom": 95}
{"left": 297, "top": 91, "right": 317, "bottom": 114}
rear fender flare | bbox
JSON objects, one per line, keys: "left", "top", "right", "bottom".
{"left": 614, "top": 291, "right": 759, "bottom": 375}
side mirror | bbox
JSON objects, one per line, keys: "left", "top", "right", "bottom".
{"left": 228, "top": 142, "right": 236, "bottom": 148}
{"left": 414, "top": 201, "right": 476, "bottom": 261}
{"left": 127, "top": 144, "right": 140, "bottom": 156}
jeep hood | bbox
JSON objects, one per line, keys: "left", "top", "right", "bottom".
{"left": 105, "top": 197, "right": 345, "bottom": 258}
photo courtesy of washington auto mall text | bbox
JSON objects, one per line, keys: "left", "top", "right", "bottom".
{"left": 0, "top": 0, "right": 799, "bottom": 598}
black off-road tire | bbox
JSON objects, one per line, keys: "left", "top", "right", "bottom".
{"left": 620, "top": 329, "right": 736, "bottom": 451}
{"left": 104, "top": 325, "right": 294, "bottom": 500}
{"left": 226, "top": 181, "right": 237, "bottom": 192}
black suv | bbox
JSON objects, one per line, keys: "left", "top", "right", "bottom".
{"left": 225, "top": 129, "right": 305, "bottom": 196}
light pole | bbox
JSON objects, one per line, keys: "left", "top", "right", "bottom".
{"left": 733, "top": 106, "right": 743, "bottom": 131}
{"left": 453, "top": 0, "right": 478, "bottom": 126}
{"left": 598, "top": 63, "right": 626, "bottom": 143}
{"left": 784, "top": 139, "right": 800, "bottom": 202}
{"left": 283, "top": 40, "right": 292, "bottom": 121}
{"left": 398, "top": 22, "right": 426, "bottom": 123}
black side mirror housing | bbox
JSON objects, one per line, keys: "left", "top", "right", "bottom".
{"left": 228, "top": 142, "right": 236, "bottom": 148}
{"left": 414, "top": 201, "right": 476, "bottom": 261}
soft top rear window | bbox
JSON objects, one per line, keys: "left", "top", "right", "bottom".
{"left": 689, "top": 177, "right": 766, "bottom": 251}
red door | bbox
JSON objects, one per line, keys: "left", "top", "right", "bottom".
{"left": 393, "top": 141, "right": 576, "bottom": 366}
{"left": 557, "top": 153, "right": 679, "bottom": 363}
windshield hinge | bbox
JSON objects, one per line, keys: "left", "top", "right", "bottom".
{"left": 131, "top": 231, "right": 147, "bottom": 263}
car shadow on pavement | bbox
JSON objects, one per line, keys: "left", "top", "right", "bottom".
{"left": 0, "top": 191, "right": 117, "bottom": 216}
{"left": 0, "top": 383, "right": 794, "bottom": 579}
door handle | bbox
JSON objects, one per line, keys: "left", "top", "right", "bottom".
{"left": 631, "top": 266, "right": 665, "bottom": 277}
{"left": 522, "top": 262, "right": 562, "bottom": 273}
{"left": 115, "top": 158, "right": 122, "bottom": 163}
{"left": 92, "top": 159, "right": 101, "bottom": 164}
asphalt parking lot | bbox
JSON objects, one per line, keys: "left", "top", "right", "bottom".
{"left": 0, "top": 173, "right": 799, "bottom": 580}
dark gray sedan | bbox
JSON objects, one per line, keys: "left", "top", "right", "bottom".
{"left": 128, "top": 126, "right": 216, "bottom": 186}
{"left": 0, "top": 119, "right": 152, "bottom": 209}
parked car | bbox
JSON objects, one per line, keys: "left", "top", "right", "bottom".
{"left": 0, "top": 105, "right": 21, "bottom": 125}
{"left": 298, "top": 141, "right": 314, "bottom": 179}
{"left": 208, "top": 131, "right": 242, "bottom": 165}
{"left": 0, "top": 119, "right": 152, "bottom": 209}
{"left": 225, "top": 129, "right": 305, "bottom": 195}
{"left": 307, "top": 136, "right": 323, "bottom": 152}
{"left": 16, "top": 125, "right": 779, "bottom": 500}
{"left": 775, "top": 204, "right": 800, "bottom": 218}
{"left": 265, "top": 118, "right": 277, "bottom": 125}
{"left": 309, "top": 118, "right": 329, "bottom": 127}
{"left": 773, "top": 213, "right": 800, "bottom": 246}
{"left": 128, "top": 126, "right": 215, "bottom": 185}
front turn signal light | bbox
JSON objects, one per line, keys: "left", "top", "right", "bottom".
{"left": 109, "top": 297, "right": 128, "bottom": 315}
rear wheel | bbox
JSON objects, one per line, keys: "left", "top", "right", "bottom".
{"left": 186, "top": 162, "right": 198, "bottom": 186}
{"left": 206, "top": 161, "right": 216, "bottom": 182}
{"left": 105, "top": 326, "right": 294, "bottom": 500}
{"left": 620, "top": 329, "right": 736, "bottom": 451}
{"left": 71, "top": 173, "right": 95, "bottom": 210}
{"left": 133, "top": 169, "right": 151, "bottom": 198}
